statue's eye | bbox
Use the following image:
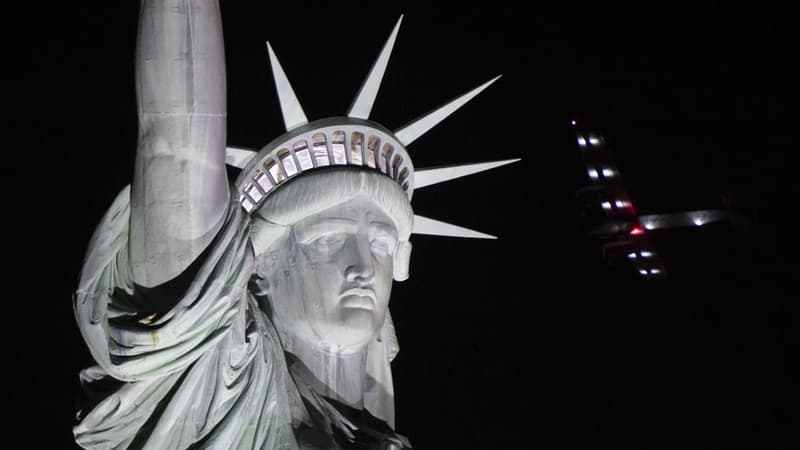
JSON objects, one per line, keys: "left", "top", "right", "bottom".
{"left": 370, "top": 235, "right": 397, "bottom": 256}
{"left": 312, "top": 233, "right": 347, "bottom": 251}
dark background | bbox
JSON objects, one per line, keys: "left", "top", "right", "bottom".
{"left": 6, "top": 2, "right": 798, "bottom": 448}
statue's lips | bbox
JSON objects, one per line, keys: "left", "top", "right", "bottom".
{"left": 338, "top": 288, "right": 376, "bottom": 310}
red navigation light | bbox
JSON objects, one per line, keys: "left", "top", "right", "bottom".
{"left": 629, "top": 226, "right": 644, "bottom": 236}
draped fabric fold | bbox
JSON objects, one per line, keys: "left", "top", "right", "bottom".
{"left": 73, "top": 187, "right": 301, "bottom": 449}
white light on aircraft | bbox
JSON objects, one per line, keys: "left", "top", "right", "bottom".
{"left": 650, "top": 268, "right": 661, "bottom": 274}
{"left": 571, "top": 120, "right": 576, "bottom": 126}
{"left": 601, "top": 201, "right": 612, "bottom": 210}
{"left": 644, "top": 222, "right": 656, "bottom": 230}
{"left": 640, "top": 251, "right": 653, "bottom": 257}
{"left": 577, "top": 136, "right": 587, "bottom": 147}
{"left": 639, "top": 270, "right": 648, "bottom": 276}
{"left": 602, "top": 167, "right": 615, "bottom": 177}
{"left": 615, "top": 200, "right": 629, "bottom": 208}
{"left": 627, "top": 252, "right": 637, "bottom": 259}
{"left": 588, "top": 169, "right": 599, "bottom": 179}
{"left": 693, "top": 216, "right": 706, "bottom": 226}
{"left": 588, "top": 136, "right": 601, "bottom": 146}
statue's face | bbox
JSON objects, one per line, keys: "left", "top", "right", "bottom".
{"left": 261, "top": 196, "right": 398, "bottom": 352}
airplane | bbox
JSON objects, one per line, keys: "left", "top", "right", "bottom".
{"left": 571, "top": 119, "right": 742, "bottom": 279}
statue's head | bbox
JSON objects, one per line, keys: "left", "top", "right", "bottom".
{"left": 231, "top": 16, "right": 514, "bottom": 361}
{"left": 250, "top": 168, "right": 412, "bottom": 353}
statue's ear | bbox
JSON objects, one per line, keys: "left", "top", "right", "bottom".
{"left": 393, "top": 241, "right": 412, "bottom": 281}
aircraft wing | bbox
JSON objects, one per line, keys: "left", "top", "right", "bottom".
{"left": 571, "top": 120, "right": 668, "bottom": 279}
{"left": 639, "top": 209, "right": 736, "bottom": 230}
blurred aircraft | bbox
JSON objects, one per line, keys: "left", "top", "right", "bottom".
{"left": 571, "top": 119, "right": 742, "bottom": 279}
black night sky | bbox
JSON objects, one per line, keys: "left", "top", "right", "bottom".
{"left": 7, "top": 2, "right": 798, "bottom": 449}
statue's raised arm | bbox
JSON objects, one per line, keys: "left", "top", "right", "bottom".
{"left": 131, "top": 0, "right": 228, "bottom": 287}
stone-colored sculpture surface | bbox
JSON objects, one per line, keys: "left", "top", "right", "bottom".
{"left": 73, "top": 1, "right": 516, "bottom": 448}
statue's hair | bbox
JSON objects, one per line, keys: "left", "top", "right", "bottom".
{"left": 252, "top": 167, "right": 412, "bottom": 237}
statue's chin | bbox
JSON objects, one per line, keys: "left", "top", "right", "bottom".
{"left": 322, "top": 320, "right": 378, "bottom": 352}
{"left": 283, "top": 313, "right": 379, "bottom": 354}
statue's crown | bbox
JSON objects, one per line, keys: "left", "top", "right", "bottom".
{"left": 235, "top": 117, "right": 414, "bottom": 214}
{"left": 227, "top": 16, "right": 518, "bottom": 239}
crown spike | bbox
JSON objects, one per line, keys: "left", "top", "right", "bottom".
{"left": 347, "top": 16, "right": 403, "bottom": 120}
{"left": 394, "top": 75, "right": 501, "bottom": 147}
{"left": 267, "top": 42, "right": 308, "bottom": 131}
{"left": 415, "top": 159, "right": 520, "bottom": 189}
{"left": 412, "top": 215, "right": 496, "bottom": 239}
{"left": 225, "top": 146, "right": 258, "bottom": 169}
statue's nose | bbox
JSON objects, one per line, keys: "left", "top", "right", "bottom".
{"left": 344, "top": 237, "right": 375, "bottom": 284}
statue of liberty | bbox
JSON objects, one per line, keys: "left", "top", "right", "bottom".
{"left": 73, "top": 1, "right": 517, "bottom": 448}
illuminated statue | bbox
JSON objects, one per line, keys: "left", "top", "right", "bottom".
{"left": 73, "top": 1, "right": 517, "bottom": 448}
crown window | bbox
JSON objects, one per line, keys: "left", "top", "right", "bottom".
{"left": 350, "top": 132, "right": 364, "bottom": 165}
{"left": 331, "top": 131, "right": 347, "bottom": 165}
{"left": 244, "top": 183, "right": 263, "bottom": 203}
{"left": 312, "top": 133, "right": 330, "bottom": 167}
{"left": 278, "top": 148, "right": 297, "bottom": 177}
{"left": 294, "top": 140, "right": 313, "bottom": 170}
{"left": 366, "top": 135, "right": 379, "bottom": 168}
{"left": 254, "top": 170, "right": 273, "bottom": 193}
{"left": 380, "top": 143, "right": 393, "bottom": 174}
{"left": 264, "top": 158, "right": 282, "bottom": 183}
{"left": 398, "top": 167, "right": 409, "bottom": 184}
{"left": 391, "top": 154, "right": 403, "bottom": 179}
{"left": 240, "top": 194, "right": 255, "bottom": 213}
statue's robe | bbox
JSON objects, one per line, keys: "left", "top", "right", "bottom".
{"left": 73, "top": 187, "right": 409, "bottom": 449}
